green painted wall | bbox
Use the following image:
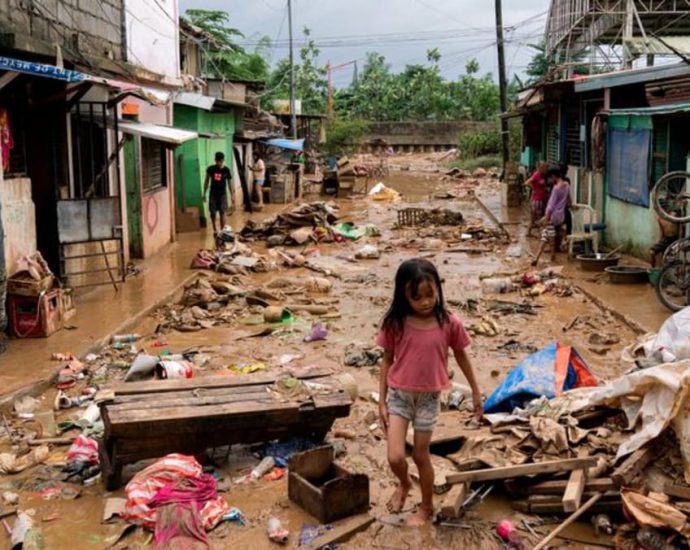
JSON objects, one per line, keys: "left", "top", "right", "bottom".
{"left": 173, "top": 105, "right": 236, "bottom": 223}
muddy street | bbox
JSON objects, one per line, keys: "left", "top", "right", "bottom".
{"left": 0, "top": 165, "right": 665, "bottom": 549}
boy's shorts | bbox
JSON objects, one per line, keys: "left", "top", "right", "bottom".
{"left": 254, "top": 178, "right": 265, "bottom": 187}
{"left": 209, "top": 194, "right": 228, "bottom": 215}
{"left": 387, "top": 388, "right": 440, "bottom": 432}
{"left": 541, "top": 225, "right": 557, "bottom": 242}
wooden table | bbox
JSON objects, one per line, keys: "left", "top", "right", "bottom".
{"left": 99, "top": 367, "right": 352, "bottom": 489}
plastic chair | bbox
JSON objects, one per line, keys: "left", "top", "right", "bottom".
{"left": 567, "top": 204, "right": 599, "bottom": 257}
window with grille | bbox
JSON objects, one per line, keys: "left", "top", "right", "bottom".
{"left": 142, "top": 138, "right": 167, "bottom": 191}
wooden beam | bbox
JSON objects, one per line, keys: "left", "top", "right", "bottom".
{"left": 525, "top": 477, "right": 615, "bottom": 496}
{"left": 611, "top": 446, "right": 655, "bottom": 486}
{"left": 533, "top": 493, "right": 604, "bottom": 550}
{"left": 562, "top": 469, "right": 586, "bottom": 512}
{"left": 446, "top": 457, "right": 597, "bottom": 484}
{"left": 664, "top": 484, "right": 690, "bottom": 501}
{"left": 440, "top": 483, "right": 469, "bottom": 518}
{"left": 0, "top": 71, "right": 18, "bottom": 91}
{"left": 305, "top": 514, "right": 374, "bottom": 550}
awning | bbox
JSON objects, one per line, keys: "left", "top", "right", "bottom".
{"left": 117, "top": 120, "right": 198, "bottom": 145}
{"left": 603, "top": 102, "right": 690, "bottom": 117}
{"left": 263, "top": 138, "right": 305, "bottom": 151}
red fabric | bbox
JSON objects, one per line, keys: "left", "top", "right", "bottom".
{"left": 529, "top": 170, "right": 548, "bottom": 202}
{"left": 376, "top": 313, "right": 471, "bottom": 392}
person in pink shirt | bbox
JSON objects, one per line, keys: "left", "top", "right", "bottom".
{"left": 524, "top": 161, "right": 549, "bottom": 235}
{"left": 377, "top": 259, "right": 482, "bottom": 526}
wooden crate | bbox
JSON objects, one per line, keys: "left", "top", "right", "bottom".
{"left": 100, "top": 367, "right": 351, "bottom": 489}
{"left": 288, "top": 446, "right": 369, "bottom": 523}
{"left": 270, "top": 175, "right": 295, "bottom": 204}
{"left": 7, "top": 271, "right": 54, "bottom": 297}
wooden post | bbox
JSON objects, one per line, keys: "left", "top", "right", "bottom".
{"left": 533, "top": 493, "right": 604, "bottom": 550}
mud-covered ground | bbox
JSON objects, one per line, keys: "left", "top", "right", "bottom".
{"left": 0, "top": 160, "right": 640, "bottom": 549}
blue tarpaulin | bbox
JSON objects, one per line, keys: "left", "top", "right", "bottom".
{"left": 607, "top": 127, "right": 651, "bottom": 207}
{"left": 264, "top": 138, "right": 305, "bottom": 152}
{"left": 483, "top": 342, "right": 597, "bottom": 414}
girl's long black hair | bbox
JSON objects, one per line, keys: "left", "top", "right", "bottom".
{"left": 382, "top": 258, "right": 450, "bottom": 333}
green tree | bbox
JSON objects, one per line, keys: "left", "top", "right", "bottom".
{"left": 183, "top": 9, "right": 270, "bottom": 81}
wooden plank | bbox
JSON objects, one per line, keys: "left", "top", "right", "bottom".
{"left": 447, "top": 458, "right": 486, "bottom": 472}
{"left": 108, "top": 388, "right": 272, "bottom": 412}
{"left": 525, "top": 477, "right": 615, "bottom": 496}
{"left": 107, "top": 393, "right": 351, "bottom": 426}
{"left": 533, "top": 493, "right": 605, "bottom": 550}
{"left": 112, "top": 383, "right": 273, "bottom": 404}
{"left": 562, "top": 469, "right": 586, "bottom": 513}
{"left": 611, "top": 446, "right": 655, "bottom": 486}
{"left": 440, "top": 483, "right": 468, "bottom": 518}
{"left": 665, "top": 484, "right": 690, "bottom": 501}
{"left": 305, "top": 513, "right": 374, "bottom": 550}
{"left": 109, "top": 366, "right": 336, "bottom": 395}
{"left": 446, "top": 457, "right": 597, "bottom": 485}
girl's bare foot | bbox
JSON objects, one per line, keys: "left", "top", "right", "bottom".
{"left": 405, "top": 505, "right": 434, "bottom": 527}
{"left": 386, "top": 480, "right": 412, "bottom": 513}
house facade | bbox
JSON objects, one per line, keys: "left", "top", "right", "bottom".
{"left": 0, "top": 0, "right": 199, "bottom": 290}
{"left": 513, "top": 63, "right": 690, "bottom": 258}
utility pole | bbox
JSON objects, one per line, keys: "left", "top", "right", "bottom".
{"left": 494, "top": 0, "right": 510, "bottom": 176}
{"left": 287, "top": 0, "right": 297, "bottom": 139}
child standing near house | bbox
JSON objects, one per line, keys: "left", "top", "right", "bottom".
{"left": 377, "top": 259, "right": 482, "bottom": 526}
{"left": 249, "top": 152, "right": 266, "bottom": 208}
{"left": 532, "top": 166, "right": 572, "bottom": 266}
{"left": 524, "top": 161, "right": 549, "bottom": 235}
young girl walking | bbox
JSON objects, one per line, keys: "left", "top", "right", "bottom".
{"left": 377, "top": 259, "right": 483, "bottom": 526}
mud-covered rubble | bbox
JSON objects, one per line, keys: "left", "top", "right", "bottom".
{"left": 0, "top": 167, "right": 681, "bottom": 549}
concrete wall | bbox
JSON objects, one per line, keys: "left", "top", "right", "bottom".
{"left": 605, "top": 195, "right": 658, "bottom": 257}
{"left": 125, "top": 0, "right": 179, "bottom": 80}
{"left": 1, "top": 177, "right": 36, "bottom": 276}
{"left": 0, "top": 0, "right": 123, "bottom": 62}
{"left": 363, "top": 121, "right": 496, "bottom": 150}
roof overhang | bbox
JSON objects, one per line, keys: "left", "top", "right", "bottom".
{"left": 603, "top": 102, "right": 690, "bottom": 117}
{"left": 575, "top": 63, "right": 690, "bottom": 92}
{"left": 117, "top": 120, "right": 198, "bottom": 145}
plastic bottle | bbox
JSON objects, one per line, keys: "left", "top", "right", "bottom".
{"left": 251, "top": 456, "right": 275, "bottom": 481}
{"left": 267, "top": 517, "right": 289, "bottom": 544}
{"left": 111, "top": 334, "right": 140, "bottom": 344}
{"left": 481, "top": 277, "right": 512, "bottom": 294}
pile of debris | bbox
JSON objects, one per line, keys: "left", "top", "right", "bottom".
{"left": 396, "top": 207, "right": 464, "bottom": 228}
{"left": 239, "top": 202, "right": 340, "bottom": 245}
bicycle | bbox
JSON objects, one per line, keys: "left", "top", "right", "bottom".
{"left": 652, "top": 171, "right": 690, "bottom": 311}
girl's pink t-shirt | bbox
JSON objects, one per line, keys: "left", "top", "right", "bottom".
{"left": 376, "top": 313, "right": 471, "bottom": 392}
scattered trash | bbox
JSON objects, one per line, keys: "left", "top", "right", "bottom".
{"left": 0, "top": 445, "right": 50, "bottom": 474}
{"left": 111, "top": 334, "right": 140, "bottom": 344}
{"left": 344, "top": 344, "right": 384, "bottom": 367}
{"left": 367, "top": 182, "right": 401, "bottom": 201}
{"left": 14, "top": 395, "right": 41, "bottom": 417}
{"left": 304, "top": 322, "right": 328, "bottom": 343}
{"left": 3, "top": 491, "right": 19, "bottom": 505}
{"left": 251, "top": 456, "right": 276, "bottom": 481}
{"left": 591, "top": 513, "right": 613, "bottom": 535}
{"left": 155, "top": 360, "right": 194, "bottom": 379}
{"left": 124, "top": 354, "right": 159, "bottom": 381}
{"left": 66, "top": 435, "right": 99, "bottom": 465}
{"left": 299, "top": 524, "right": 332, "bottom": 546}
{"left": 496, "top": 519, "right": 523, "bottom": 548}
{"left": 223, "top": 507, "right": 246, "bottom": 526}
{"left": 267, "top": 517, "right": 289, "bottom": 544}
{"left": 354, "top": 244, "right": 380, "bottom": 260}
{"left": 230, "top": 362, "right": 267, "bottom": 375}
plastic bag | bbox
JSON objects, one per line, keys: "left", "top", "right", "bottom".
{"left": 355, "top": 245, "right": 380, "bottom": 260}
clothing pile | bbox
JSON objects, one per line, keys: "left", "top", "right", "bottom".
{"left": 239, "top": 202, "right": 340, "bottom": 244}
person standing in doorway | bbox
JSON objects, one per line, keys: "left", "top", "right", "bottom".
{"left": 204, "top": 152, "right": 232, "bottom": 235}
{"left": 250, "top": 152, "right": 266, "bottom": 207}
{"left": 532, "top": 166, "right": 571, "bottom": 266}
{"left": 524, "top": 161, "right": 549, "bottom": 236}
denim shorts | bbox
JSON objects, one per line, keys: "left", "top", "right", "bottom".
{"left": 254, "top": 178, "right": 265, "bottom": 187}
{"left": 387, "top": 388, "right": 441, "bottom": 432}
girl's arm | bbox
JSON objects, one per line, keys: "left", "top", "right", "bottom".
{"left": 453, "top": 348, "right": 483, "bottom": 419}
{"left": 379, "top": 350, "right": 393, "bottom": 433}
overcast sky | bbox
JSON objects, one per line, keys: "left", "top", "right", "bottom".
{"left": 179, "top": 0, "right": 551, "bottom": 86}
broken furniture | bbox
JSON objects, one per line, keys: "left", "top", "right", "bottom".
{"left": 567, "top": 204, "right": 600, "bottom": 257}
{"left": 99, "top": 367, "right": 352, "bottom": 489}
{"left": 288, "top": 445, "right": 369, "bottom": 523}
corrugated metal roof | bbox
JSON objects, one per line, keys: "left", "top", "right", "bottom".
{"left": 575, "top": 62, "right": 690, "bottom": 92}
{"left": 174, "top": 92, "right": 216, "bottom": 111}
{"left": 604, "top": 102, "right": 690, "bottom": 116}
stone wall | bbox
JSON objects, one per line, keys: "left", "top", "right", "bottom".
{"left": 0, "top": 0, "right": 123, "bottom": 62}
{"left": 362, "top": 121, "right": 496, "bottom": 152}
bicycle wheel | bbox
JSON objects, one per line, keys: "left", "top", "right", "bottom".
{"left": 655, "top": 260, "right": 690, "bottom": 311}
{"left": 653, "top": 171, "right": 690, "bottom": 223}
{"left": 662, "top": 238, "right": 690, "bottom": 265}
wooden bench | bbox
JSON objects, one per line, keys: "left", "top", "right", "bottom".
{"left": 99, "top": 367, "right": 352, "bottom": 489}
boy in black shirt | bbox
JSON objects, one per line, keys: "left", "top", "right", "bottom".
{"left": 203, "top": 152, "right": 232, "bottom": 234}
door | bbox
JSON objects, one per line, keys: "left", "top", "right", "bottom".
{"left": 124, "top": 137, "right": 143, "bottom": 258}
